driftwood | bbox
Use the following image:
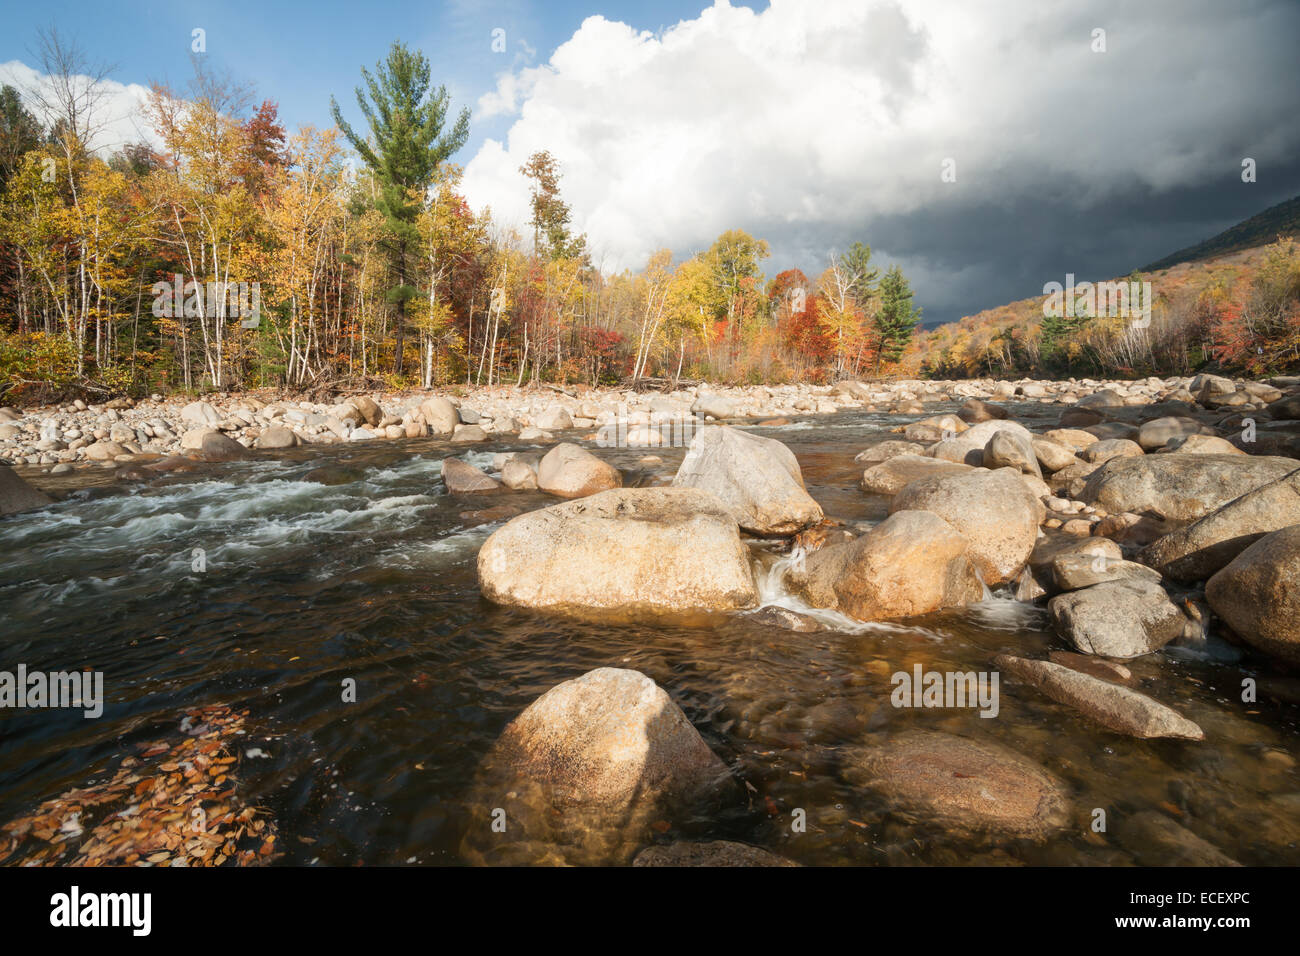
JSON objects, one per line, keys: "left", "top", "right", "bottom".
{"left": 623, "top": 376, "right": 701, "bottom": 392}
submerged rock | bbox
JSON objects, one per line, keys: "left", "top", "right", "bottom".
{"left": 672, "top": 425, "right": 822, "bottom": 535}
{"left": 633, "top": 840, "right": 799, "bottom": 867}
{"left": 747, "top": 605, "right": 825, "bottom": 632}
{"left": 1123, "top": 812, "right": 1241, "bottom": 866}
{"left": 994, "top": 654, "right": 1203, "bottom": 740}
{"left": 957, "top": 398, "right": 1009, "bottom": 423}
{"left": 1046, "top": 650, "right": 1133, "bottom": 684}
{"left": 844, "top": 731, "right": 1070, "bottom": 841}
{"left": 477, "top": 487, "right": 758, "bottom": 616}
{"left": 302, "top": 465, "right": 362, "bottom": 485}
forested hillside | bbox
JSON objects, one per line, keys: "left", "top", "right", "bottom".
{"left": 910, "top": 238, "right": 1300, "bottom": 380}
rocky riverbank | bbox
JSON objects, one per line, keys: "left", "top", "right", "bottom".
{"left": 3, "top": 372, "right": 1297, "bottom": 478}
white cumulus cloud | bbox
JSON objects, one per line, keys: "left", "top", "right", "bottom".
{"left": 460, "top": 0, "right": 1300, "bottom": 302}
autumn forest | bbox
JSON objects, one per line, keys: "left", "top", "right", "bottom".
{"left": 1, "top": 32, "right": 1297, "bottom": 403}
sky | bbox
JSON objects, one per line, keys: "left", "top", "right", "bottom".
{"left": 2, "top": 0, "right": 1298, "bottom": 327}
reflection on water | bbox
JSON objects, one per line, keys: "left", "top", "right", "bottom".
{"left": 1, "top": 407, "right": 1297, "bottom": 865}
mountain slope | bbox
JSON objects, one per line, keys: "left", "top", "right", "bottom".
{"left": 1141, "top": 194, "right": 1300, "bottom": 272}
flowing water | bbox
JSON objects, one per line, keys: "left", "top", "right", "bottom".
{"left": 2, "top": 404, "right": 1298, "bottom": 865}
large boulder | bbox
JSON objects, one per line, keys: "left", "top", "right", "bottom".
{"left": 994, "top": 655, "right": 1203, "bottom": 740}
{"left": 843, "top": 731, "right": 1069, "bottom": 840}
{"left": 691, "top": 393, "right": 737, "bottom": 419}
{"left": 854, "top": 440, "right": 924, "bottom": 465}
{"left": 451, "top": 424, "right": 488, "bottom": 443}
{"left": 1042, "top": 428, "right": 1102, "bottom": 452}
{"left": 468, "top": 668, "right": 730, "bottom": 865}
{"left": 84, "top": 440, "right": 128, "bottom": 460}
{"left": 1136, "top": 416, "right": 1210, "bottom": 451}
{"left": 1158, "top": 434, "right": 1245, "bottom": 455}
{"left": 1077, "top": 388, "right": 1126, "bottom": 409}
{"left": 537, "top": 443, "right": 622, "bottom": 499}
{"left": 180, "top": 401, "right": 220, "bottom": 428}
{"left": 984, "top": 429, "right": 1042, "bottom": 478}
{"left": 1079, "top": 453, "right": 1300, "bottom": 522}
{"left": 860, "top": 454, "right": 972, "bottom": 495}
{"left": 0, "top": 467, "right": 52, "bottom": 517}
{"left": 534, "top": 406, "right": 573, "bottom": 431}
{"left": 1139, "top": 467, "right": 1300, "bottom": 583}
{"left": 889, "top": 468, "right": 1044, "bottom": 586}
{"left": 1048, "top": 578, "right": 1187, "bottom": 658}
{"left": 1079, "top": 438, "right": 1144, "bottom": 465}
{"left": 1265, "top": 394, "right": 1300, "bottom": 420}
{"left": 1031, "top": 437, "right": 1078, "bottom": 473}
{"left": 254, "top": 425, "right": 299, "bottom": 449}
{"left": 500, "top": 455, "right": 540, "bottom": 490}
{"left": 829, "top": 380, "right": 873, "bottom": 400}
{"left": 787, "top": 510, "right": 984, "bottom": 621}
{"left": 193, "top": 431, "right": 250, "bottom": 462}
{"left": 929, "top": 420, "right": 1034, "bottom": 466}
{"left": 418, "top": 397, "right": 460, "bottom": 435}
{"left": 1206, "top": 524, "right": 1300, "bottom": 665}
{"left": 1050, "top": 554, "right": 1161, "bottom": 592}
{"left": 1059, "top": 407, "right": 1106, "bottom": 428}
{"left": 477, "top": 487, "right": 758, "bottom": 616}
{"left": 672, "top": 426, "right": 822, "bottom": 535}
{"left": 350, "top": 396, "right": 382, "bottom": 426}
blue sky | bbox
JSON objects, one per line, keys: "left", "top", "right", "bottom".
{"left": 0, "top": 0, "right": 760, "bottom": 163}
{"left": 3, "top": 1, "right": 1298, "bottom": 326}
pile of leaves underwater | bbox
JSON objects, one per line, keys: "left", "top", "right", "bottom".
{"left": 1, "top": 704, "right": 281, "bottom": 866}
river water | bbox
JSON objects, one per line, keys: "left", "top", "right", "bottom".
{"left": 1, "top": 404, "right": 1297, "bottom": 865}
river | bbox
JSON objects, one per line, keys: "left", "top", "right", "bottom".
{"left": 2, "top": 403, "right": 1297, "bottom": 865}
